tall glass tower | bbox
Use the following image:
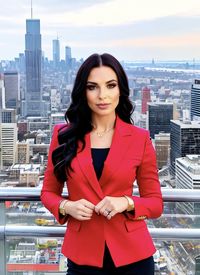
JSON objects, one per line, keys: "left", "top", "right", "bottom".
{"left": 65, "top": 46, "right": 72, "bottom": 69}
{"left": 147, "top": 102, "right": 173, "bottom": 139}
{"left": 53, "top": 38, "right": 60, "bottom": 68}
{"left": 170, "top": 120, "right": 200, "bottom": 175}
{"left": 191, "top": 79, "right": 200, "bottom": 120}
{"left": 24, "top": 19, "right": 42, "bottom": 117}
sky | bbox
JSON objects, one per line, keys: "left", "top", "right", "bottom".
{"left": 1, "top": 0, "right": 200, "bottom": 61}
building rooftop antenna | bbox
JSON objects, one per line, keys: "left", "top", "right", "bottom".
{"left": 31, "top": 0, "right": 33, "bottom": 19}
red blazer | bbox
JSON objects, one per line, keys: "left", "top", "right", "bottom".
{"left": 41, "top": 116, "right": 163, "bottom": 267}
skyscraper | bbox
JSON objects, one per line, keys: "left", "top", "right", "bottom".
{"left": 191, "top": 79, "right": 200, "bottom": 120}
{"left": 65, "top": 46, "right": 72, "bottom": 69}
{"left": 24, "top": 19, "right": 42, "bottom": 117}
{"left": 141, "top": 86, "right": 151, "bottom": 114}
{"left": 176, "top": 155, "right": 200, "bottom": 214}
{"left": 147, "top": 102, "right": 173, "bottom": 139}
{"left": 52, "top": 38, "right": 60, "bottom": 68}
{"left": 4, "top": 72, "right": 20, "bottom": 110}
{"left": 170, "top": 120, "right": 200, "bottom": 175}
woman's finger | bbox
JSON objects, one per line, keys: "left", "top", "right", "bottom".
{"left": 106, "top": 209, "right": 117, "bottom": 220}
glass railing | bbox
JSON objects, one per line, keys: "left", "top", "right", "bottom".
{"left": 0, "top": 187, "right": 200, "bottom": 275}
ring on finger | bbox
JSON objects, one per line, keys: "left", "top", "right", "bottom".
{"left": 104, "top": 209, "right": 111, "bottom": 216}
{"left": 105, "top": 208, "right": 111, "bottom": 213}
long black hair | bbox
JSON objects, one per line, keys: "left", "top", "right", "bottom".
{"left": 52, "top": 53, "right": 134, "bottom": 182}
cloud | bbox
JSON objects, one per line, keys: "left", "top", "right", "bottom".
{"left": 1, "top": 0, "right": 200, "bottom": 60}
{"left": 29, "top": 0, "right": 200, "bottom": 27}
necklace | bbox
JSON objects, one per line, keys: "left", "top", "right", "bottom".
{"left": 92, "top": 124, "right": 114, "bottom": 137}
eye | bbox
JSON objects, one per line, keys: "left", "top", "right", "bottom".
{"left": 86, "top": 85, "right": 96, "bottom": 91}
{"left": 107, "top": 83, "right": 117, "bottom": 89}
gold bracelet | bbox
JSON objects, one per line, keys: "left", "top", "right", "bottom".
{"left": 124, "top": 195, "right": 135, "bottom": 211}
{"left": 59, "top": 199, "right": 69, "bottom": 216}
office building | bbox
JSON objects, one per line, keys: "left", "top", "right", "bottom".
{"left": 27, "top": 117, "right": 49, "bottom": 132}
{"left": 141, "top": 86, "right": 151, "bottom": 114}
{"left": 65, "top": 46, "right": 72, "bottom": 69}
{"left": 176, "top": 155, "right": 200, "bottom": 214}
{"left": 155, "top": 133, "right": 170, "bottom": 169}
{"left": 191, "top": 79, "right": 200, "bottom": 120}
{"left": 24, "top": 19, "right": 42, "bottom": 117}
{"left": 52, "top": 38, "right": 60, "bottom": 67}
{"left": 50, "top": 113, "right": 65, "bottom": 132}
{"left": 18, "top": 53, "right": 25, "bottom": 72}
{"left": 170, "top": 120, "right": 200, "bottom": 175}
{"left": 1, "top": 109, "right": 16, "bottom": 123}
{"left": 147, "top": 102, "right": 173, "bottom": 139}
{"left": 4, "top": 72, "right": 20, "bottom": 109}
{"left": 0, "top": 78, "right": 5, "bottom": 123}
{"left": 0, "top": 123, "right": 18, "bottom": 170}
{"left": 0, "top": 76, "right": 6, "bottom": 109}
{"left": 16, "top": 141, "right": 30, "bottom": 164}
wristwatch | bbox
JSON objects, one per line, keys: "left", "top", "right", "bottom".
{"left": 124, "top": 195, "right": 135, "bottom": 211}
{"left": 59, "top": 200, "right": 69, "bottom": 216}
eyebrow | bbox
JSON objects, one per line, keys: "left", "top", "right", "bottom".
{"left": 86, "top": 79, "right": 118, "bottom": 85}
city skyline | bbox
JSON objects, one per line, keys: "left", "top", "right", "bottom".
{"left": 1, "top": 0, "right": 200, "bottom": 61}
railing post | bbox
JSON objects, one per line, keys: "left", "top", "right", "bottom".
{"left": 0, "top": 201, "right": 6, "bottom": 275}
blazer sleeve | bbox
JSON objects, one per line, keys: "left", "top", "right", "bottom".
{"left": 40, "top": 124, "right": 68, "bottom": 225}
{"left": 128, "top": 131, "right": 163, "bottom": 220}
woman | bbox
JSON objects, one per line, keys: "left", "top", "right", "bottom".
{"left": 41, "top": 53, "right": 163, "bottom": 275}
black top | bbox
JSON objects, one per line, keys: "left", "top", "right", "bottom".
{"left": 91, "top": 148, "right": 110, "bottom": 180}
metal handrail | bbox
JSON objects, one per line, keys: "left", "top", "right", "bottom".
{"left": 0, "top": 225, "right": 200, "bottom": 241}
{"left": 0, "top": 187, "right": 199, "bottom": 275}
{"left": 0, "top": 187, "right": 200, "bottom": 202}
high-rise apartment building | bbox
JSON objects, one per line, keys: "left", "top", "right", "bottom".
{"left": 0, "top": 123, "right": 18, "bottom": 169}
{"left": 24, "top": 19, "right": 42, "bottom": 117}
{"left": 52, "top": 38, "right": 60, "bottom": 67}
{"left": 4, "top": 72, "right": 20, "bottom": 109}
{"left": 191, "top": 79, "right": 200, "bottom": 120}
{"left": 170, "top": 120, "right": 200, "bottom": 175}
{"left": 155, "top": 133, "right": 170, "bottom": 169}
{"left": 176, "top": 155, "right": 200, "bottom": 214}
{"left": 147, "top": 102, "right": 173, "bottom": 139}
{"left": 141, "top": 87, "right": 151, "bottom": 114}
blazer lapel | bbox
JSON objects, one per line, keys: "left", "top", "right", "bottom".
{"left": 76, "top": 133, "right": 104, "bottom": 199}
{"left": 99, "top": 117, "right": 133, "bottom": 187}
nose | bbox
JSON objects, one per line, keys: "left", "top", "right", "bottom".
{"left": 98, "top": 87, "right": 107, "bottom": 99}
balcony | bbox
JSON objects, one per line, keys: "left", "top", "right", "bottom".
{"left": 0, "top": 187, "right": 200, "bottom": 275}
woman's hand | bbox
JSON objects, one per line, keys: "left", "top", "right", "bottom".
{"left": 95, "top": 196, "right": 128, "bottom": 220}
{"left": 65, "top": 199, "right": 95, "bottom": 221}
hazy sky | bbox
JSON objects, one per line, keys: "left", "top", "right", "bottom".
{"left": 1, "top": 0, "right": 200, "bottom": 61}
